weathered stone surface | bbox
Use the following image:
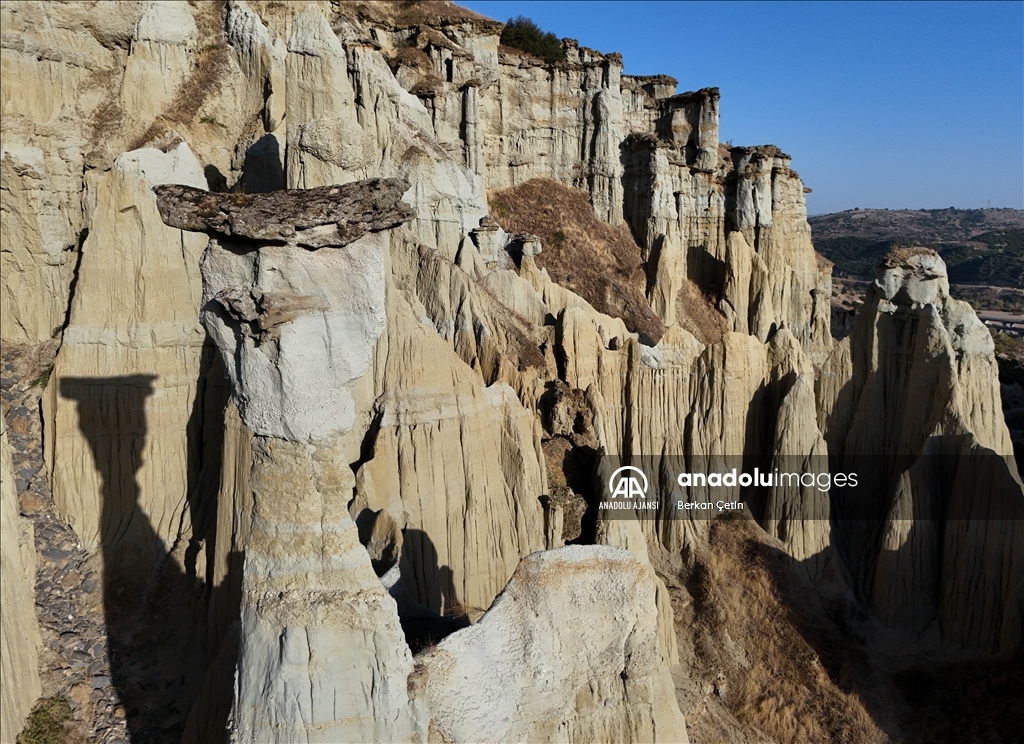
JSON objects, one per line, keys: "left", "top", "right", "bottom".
{"left": 421, "top": 546, "right": 689, "bottom": 744}
{"left": 6, "top": 4, "right": 1022, "bottom": 743}
{"left": 153, "top": 178, "right": 414, "bottom": 248}
{"left": 200, "top": 230, "right": 391, "bottom": 441}
{"left": 349, "top": 267, "right": 548, "bottom": 614}
{"left": 49, "top": 143, "right": 208, "bottom": 556}
{"left": 1, "top": 423, "right": 42, "bottom": 744}
{"left": 229, "top": 435, "right": 427, "bottom": 744}
{"left": 818, "top": 248, "right": 1023, "bottom": 651}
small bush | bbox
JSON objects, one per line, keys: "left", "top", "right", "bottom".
{"left": 18, "top": 697, "right": 72, "bottom": 744}
{"left": 500, "top": 16, "right": 565, "bottom": 64}
{"left": 30, "top": 364, "right": 53, "bottom": 389}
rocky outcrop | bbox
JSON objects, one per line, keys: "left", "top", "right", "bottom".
{"left": 818, "top": 248, "right": 1023, "bottom": 651}
{"left": 3, "top": 2, "right": 1022, "bottom": 742}
{"left": 380, "top": 24, "right": 832, "bottom": 361}
{"left": 0, "top": 0, "right": 125, "bottom": 343}
{"left": 162, "top": 176, "right": 693, "bottom": 743}
{"left": 1, "top": 423, "right": 42, "bottom": 743}
{"left": 162, "top": 180, "right": 428, "bottom": 742}
{"left": 232, "top": 434, "right": 427, "bottom": 744}
{"left": 48, "top": 144, "right": 209, "bottom": 569}
{"left": 421, "top": 546, "right": 688, "bottom": 744}
{"left": 154, "top": 178, "right": 414, "bottom": 247}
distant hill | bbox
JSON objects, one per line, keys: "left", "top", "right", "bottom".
{"left": 809, "top": 208, "right": 1024, "bottom": 287}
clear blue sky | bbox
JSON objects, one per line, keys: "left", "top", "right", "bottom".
{"left": 461, "top": 1, "right": 1024, "bottom": 215}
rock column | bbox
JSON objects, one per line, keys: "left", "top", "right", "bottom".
{"left": 156, "top": 179, "right": 427, "bottom": 742}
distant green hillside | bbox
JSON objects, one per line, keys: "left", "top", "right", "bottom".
{"left": 809, "top": 209, "right": 1024, "bottom": 287}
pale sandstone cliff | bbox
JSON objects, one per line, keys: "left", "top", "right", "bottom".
{"left": 0, "top": 1, "right": 1020, "bottom": 742}
{"left": 156, "top": 177, "right": 687, "bottom": 742}
{"left": 818, "top": 248, "right": 1023, "bottom": 652}
{"left": 1, "top": 423, "right": 42, "bottom": 743}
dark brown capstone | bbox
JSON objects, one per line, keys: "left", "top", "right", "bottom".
{"left": 153, "top": 177, "right": 415, "bottom": 249}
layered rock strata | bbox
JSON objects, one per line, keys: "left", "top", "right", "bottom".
{"left": 159, "top": 177, "right": 690, "bottom": 742}
{"left": 379, "top": 26, "right": 833, "bottom": 361}
{"left": 1, "top": 2, "right": 1021, "bottom": 742}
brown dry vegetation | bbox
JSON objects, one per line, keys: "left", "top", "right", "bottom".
{"left": 409, "top": 73, "right": 445, "bottom": 98}
{"left": 489, "top": 178, "right": 665, "bottom": 342}
{"left": 127, "top": 1, "right": 232, "bottom": 152}
{"left": 676, "top": 279, "right": 728, "bottom": 347}
{"left": 348, "top": 0, "right": 499, "bottom": 30}
{"left": 128, "top": 40, "right": 233, "bottom": 151}
{"left": 672, "top": 517, "right": 888, "bottom": 744}
{"left": 388, "top": 45, "right": 433, "bottom": 72}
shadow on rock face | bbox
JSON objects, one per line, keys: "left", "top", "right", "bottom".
{"left": 353, "top": 512, "right": 470, "bottom": 654}
{"left": 59, "top": 374, "right": 239, "bottom": 744}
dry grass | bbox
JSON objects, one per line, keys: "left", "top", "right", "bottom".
{"left": 85, "top": 67, "right": 124, "bottom": 149}
{"left": 444, "top": 597, "right": 487, "bottom": 623}
{"left": 17, "top": 697, "right": 81, "bottom": 744}
{"left": 348, "top": 1, "right": 500, "bottom": 29}
{"left": 388, "top": 45, "right": 433, "bottom": 72}
{"left": 676, "top": 278, "right": 728, "bottom": 346}
{"left": 680, "top": 519, "right": 886, "bottom": 744}
{"left": 489, "top": 178, "right": 665, "bottom": 342}
{"left": 128, "top": 1, "right": 232, "bottom": 151}
{"left": 409, "top": 73, "right": 444, "bottom": 98}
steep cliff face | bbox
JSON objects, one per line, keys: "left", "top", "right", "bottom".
{"left": 1, "top": 423, "right": 42, "bottom": 743}
{"left": 818, "top": 248, "right": 1023, "bottom": 652}
{"left": 378, "top": 22, "right": 833, "bottom": 361}
{"left": 1, "top": 1, "right": 1021, "bottom": 743}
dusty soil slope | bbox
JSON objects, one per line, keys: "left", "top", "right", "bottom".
{"left": 668, "top": 515, "right": 1024, "bottom": 744}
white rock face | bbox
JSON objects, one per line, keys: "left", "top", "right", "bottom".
{"left": 201, "top": 233, "right": 387, "bottom": 442}
{"left": 121, "top": 1, "right": 198, "bottom": 125}
{"left": 1, "top": 424, "right": 42, "bottom": 744}
{"left": 350, "top": 251, "right": 548, "bottom": 615}
{"left": 421, "top": 546, "right": 689, "bottom": 744}
{"left": 49, "top": 143, "right": 208, "bottom": 555}
{"left": 5, "top": 5, "right": 1021, "bottom": 744}
{"left": 873, "top": 248, "right": 950, "bottom": 307}
{"left": 229, "top": 436, "right": 427, "bottom": 744}
{"left": 155, "top": 178, "right": 430, "bottom": 742}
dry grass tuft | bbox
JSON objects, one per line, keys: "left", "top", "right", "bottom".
{"left": 489, "top": 178, "right": 665, "bottom": 342}
{"left": 409, "top": 73, "right": 444, "bottom": 98}
{"left": 388, "top": 45, "right": 433, "bottom": 72}
{"left": 444, "top": 597, "right": 487, "bottom": 623}
{"left": 680, "top": 519, "right": 886, "bottom": 744}
{"left": 676, "top": 279, "right": 728, "bottom": 346}
{"left": 85, "top": 68, "right": 124, "bottom": 149}
{"left": 17, "top": 697, "right": 77, "bottom": 744}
